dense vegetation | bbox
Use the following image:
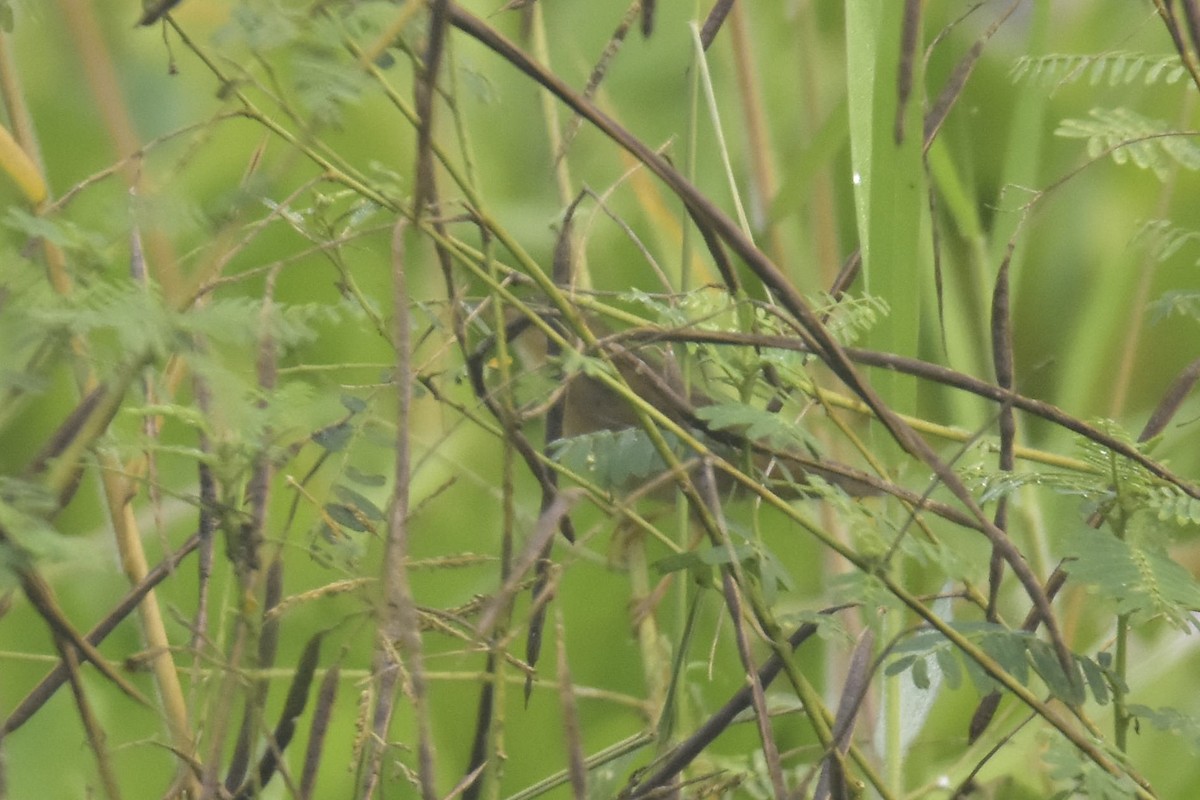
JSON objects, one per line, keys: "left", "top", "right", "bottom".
{"left": 2, "top": 2, "right": 1200, "bottom": 798}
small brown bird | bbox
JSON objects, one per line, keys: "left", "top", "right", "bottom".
{"left": 503, "top": 310, "right": 880, "bottom": 502}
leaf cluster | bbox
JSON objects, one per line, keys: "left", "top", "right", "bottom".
{"left": 886, "top": 621, "right": 1118, "bottom": 709}
{"left": 1012, "top": 51, "right": 1187, "bottom": 87}
{"left": 1056, "top": 107, "right": 1200, "bottom": 180}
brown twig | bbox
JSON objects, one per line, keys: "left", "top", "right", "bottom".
{"left": 2, "top": 534, "right": 199, "bottom": 737}
{"left": 625, "top": 608, "right": 852, "bottom": 798}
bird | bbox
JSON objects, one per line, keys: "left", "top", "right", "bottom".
{"left": 138, "top": 0, "right": 187, "bottom": 25}
{"left": 498, "top": 307, "right": 881, "bottom": 504}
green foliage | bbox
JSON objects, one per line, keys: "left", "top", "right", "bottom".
{"left": 0, "top": 268, "right": 54, "bottom": 394}
{"left": 1131, "top": 220, "right": 1200, "bottom": 321}
{"left": 5, "top": 208, "right": 108, "bottom": 264}
{"left": 1128, "top": 704, "right": 1200, "bottom": 753}
{"left": 1056, "top": 107, "right": 1200, "bottom": 180}
{"left": 1074, "top": 421, "right": 1152, "bottom": 492}
{"left": 1125, "top": 219, "right": 1200, "bottom": 322}
{"left": 549, "top": 427, "right": 680, "bottom": 492}
{"left": 1012, "top": 52, "right": 1186, "bottom": 87}
{"left": 185, "top": 296, "right": 340, "bottom": 348}
{"left": 1029, "top": 421, "right": 1200, "bottom": 630}
{"left": 812, "top": 291, "right": 891, "bottom": 345}
{"left": 291, "top": 47, "right": 372, "bottom": 127}
{"left": 3, "top": 3, "right": 1200, "bottom": 799}
{"left": 631, "top": 286, "right": 888, "bottom": 347}
{"left": 0, "top": 478, "right": 65, "bottom": 583}
{"left": 653, "top": 539, "right": 794, "bottom": 602}
{"left": 1146, "top": 485, "right": 1200, "bottom": 527}
{"left": 1147, "top": 290, "right": 1200, "bottom": 324}
{"left": 1042, "top": 734, "right": 1140, "bottom": 800}
{"left": 32, "top": 281, "right": 176, "bottom": 356}
{"left": 694, "top": 401, "right": 810, "bottom": 451}
{"left": 886, "top": 622, "right": 1106, "bottom": 708}
{"left": 1130, "top": 218, "right": 1200, "bottom": 266}
{"left": 1063, "top": 524, "right": 1200, "bottom": 631}
{"left": 215, "top": 0, "right": 302, "bottom": 52}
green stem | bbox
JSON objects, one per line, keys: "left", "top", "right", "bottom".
{"left": 1114, "top": 612, "right": 1131, "bottom": 752}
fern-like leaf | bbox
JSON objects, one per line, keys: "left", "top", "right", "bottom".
{"left": 887, "top": 622, "right": 1099, "bottom": 707}
{"left": 694, "top": 401, "right": 811, "bottom": 451}
{"left": 1148, "top": 486, "right": 1200, "bottom": 527}
{"left": 1130, "top": 218, "right": 1200, "bottom": 265}
{"left": 1148, "top": 290, "right": 1200, "bottom": 323}
{"left": 1056, "top": 107, "right": 1200, "bottom": 180}
{"left": 1127, "top": 703, "right": 1200, "bottom": 753}
{"left": 1063, "top": 527, "right": 1200, "bottom": 631}
{"left": 549, "top": 428, "right": 682, "bottom": 491}
{"left": 1011, "top": 51, "right": 1185, "bottom": 87}
{"left": 1042, "top": 735, "right": 1139, "bottom": 799}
